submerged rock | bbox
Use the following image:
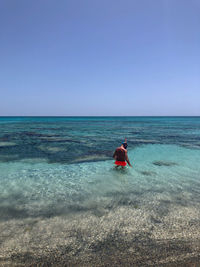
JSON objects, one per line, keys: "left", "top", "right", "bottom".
{"left": 0, "top": 142, "right": 16, "bottom": 147}
{"left": 71, "top": 154, "right": 110, "bottom": 163}
{"left": 153, "top": 161, "right": 178, "bottom": 166}
{"left": 23, "top": 132, "right": 60, "bottom": 137}
{"left": 37, "top": 145, "right": 66, "bottom": 153}
{"left": 0, "top": 154, "right": 19, "bottom": 161}
{"left": 140, "top": 171, "right": 156, "bottom": 176}
{"left": 132, "top": 139, "right": 159, "bottom": 143}
{"left": 39, "top": 136, "right": 81, "bottom": 143}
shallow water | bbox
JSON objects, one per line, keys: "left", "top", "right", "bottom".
{"left": 0, "top": 117, "right": 200, "bottom": 266}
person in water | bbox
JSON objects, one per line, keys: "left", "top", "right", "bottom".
{"left": 113, "top": 140, "right": 132, "bottom": 167}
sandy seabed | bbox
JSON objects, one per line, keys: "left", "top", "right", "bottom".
{"left": 0, "top": 196, "right": 200, "bottom": 267}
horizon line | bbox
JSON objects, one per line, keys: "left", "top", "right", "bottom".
{"left": 0, "top": 115, "right": 200, "bottom": 118}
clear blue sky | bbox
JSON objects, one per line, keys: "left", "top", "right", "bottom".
{"left": 0, "top": 0, "right": 200, "bottom": 116}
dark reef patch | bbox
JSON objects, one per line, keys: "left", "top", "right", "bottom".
{"left": 139, "top": 170, "right": 156, "bottom": 176}
{"left": 153, "top": 161, "right": 178, "bottom": 167}
{"left": 0, "top": 205, "right": 30, "bottom": 220}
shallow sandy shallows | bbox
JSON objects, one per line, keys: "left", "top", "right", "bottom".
{"left": 0, "top": 197, "right": 200, "bottom": 267}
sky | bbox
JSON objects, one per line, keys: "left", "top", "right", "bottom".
{"left": 0, "top": 0, "right": 200, "bottom": 116}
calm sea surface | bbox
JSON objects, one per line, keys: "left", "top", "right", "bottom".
{"left": 0, "top": 116, "right": 200, "bottom": 265}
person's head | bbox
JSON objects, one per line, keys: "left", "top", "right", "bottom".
{"left": 122, "top": 142, "right": 128, "bottom": 149}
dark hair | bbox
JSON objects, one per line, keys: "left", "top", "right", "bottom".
{"left": 122, "top": 142, "right": 128, "bottom": 149}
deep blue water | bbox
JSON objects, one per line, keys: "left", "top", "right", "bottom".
{"left": 0, "top": 116, "right": 200, "bottom": 164}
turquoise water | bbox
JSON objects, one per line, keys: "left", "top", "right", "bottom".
{"left": 0, "top": 116, "right": 200, "bottom": 219}
{"left": 0, "top": 117, "right": 200, "bottom": 265}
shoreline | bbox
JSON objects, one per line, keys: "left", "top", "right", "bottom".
{"left": 1, "top": 203, "right": 200, "bottom": 267}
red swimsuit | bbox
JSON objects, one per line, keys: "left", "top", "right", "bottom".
{"left": 115, "top": 160, "right": 127, "bottom": 166}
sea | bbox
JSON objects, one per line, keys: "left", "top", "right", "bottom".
{"left": 0, "top": 116, "right": 200, "bottom": 266}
